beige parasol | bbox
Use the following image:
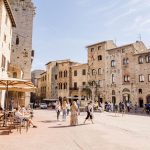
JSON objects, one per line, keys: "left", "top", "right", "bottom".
{"left": 0, "top": 77, "right": 36, "bottom": 109}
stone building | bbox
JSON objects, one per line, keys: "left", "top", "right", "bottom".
{"left": 31, "top": 70, "right": 45, "bottom": 86}
{"left": 105, "top": 41, "right": 149, "bottom": 106}
{"left": 0, "top": 0, "right": 16, "bottom": 108}
{"left": 70, "top": 63, "right": 88, "bottom": 99}
{"left": 31, "top": 69, "right": 45, "bottom": 103}
{"left": 86, "top": 41, "right": 116, "bottom": 102}
{"left": 87, "top": 40, "right": 150, "bottom": 107}
{"left": 134, "top": 51, "right": 150, "bottom": 107}
{"left": 40, "top": 71, "right": 47, "bottom": 99}
{"left": 35, "top": 40, "right": 150, "bottom": 108}
{"left": 57, "top": 59, "right": 77, "bottom": 99}
{"left": 8, "top": 0, "right": 35, "bottom": 106}
{"left": 45, "top": 61, "right": 58, "bottom": 99}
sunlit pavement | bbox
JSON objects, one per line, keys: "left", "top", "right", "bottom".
{"left": 1, "top": 110, "right": 150, "bottom": 150}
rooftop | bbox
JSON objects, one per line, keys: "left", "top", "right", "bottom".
{"left": 86, "top": 40, "right": 113, "bottom": 48}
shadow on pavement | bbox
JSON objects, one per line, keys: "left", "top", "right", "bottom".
{"left": 48, "top": 123, "right": 90, "bottom": 128}
{"left": 107, "top": 114, "right": 121, "bottom": 117}
{"left": 39, "top": 120, "right": 58, "bottom": 123}
{"left": 0, "top": 131, "right": 9, "bottom": 135}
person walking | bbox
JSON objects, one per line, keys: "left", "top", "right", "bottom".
{"left": 77, "top": 100, "right": 80, "bottom": 115}
{"left": 67, "top": 102, "right": 70, "bottom": 116}
{"left": 126, "top": 101, "right": 130, "bottom": 112}
{"left": 55, "top": 101, "right": 61, "bottom": 121}
{"left": 134, "top": 102, "right": 138, "bottom": 113}
{"left": 114, "top": 104, "right": 118, "bottom": 116}
{"left": 70, "top": 101, "right": 78, "bottom": 126}
{"left": 84, "top": 101, "right": 94, "bottom": 124}
{"left": 62, "top": 101, "right": 67, "bottom": 121}
{"left": 121, "top": 102, "right": 125, "bottom": 116}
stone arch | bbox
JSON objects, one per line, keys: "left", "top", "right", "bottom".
{"left": 122, "top": 88, "right": 130, "bottom": 93}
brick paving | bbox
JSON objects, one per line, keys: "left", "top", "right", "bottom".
{"left": 0, "top": 110, "right": 150, "bottom": 150}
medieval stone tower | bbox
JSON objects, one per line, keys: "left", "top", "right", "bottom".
{"left": 8, "top": 0, "right": 35, "bottom": 106}
{"left": 8, "top": 0, "right": 35, "bottom": 80}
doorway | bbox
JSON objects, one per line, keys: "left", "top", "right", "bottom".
{"left": 146, "top": 95, "right": 150, "bottom": 104}
{"left": 112, "top": 96, "right": 116, "bottom": 105}
{"left": 139, "top": 98, "right": 143, "bottom": 107}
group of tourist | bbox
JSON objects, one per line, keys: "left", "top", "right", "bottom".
{"left": 0, "top": 105, "right": 37, "bottom": 129}
{"left": 103, "top": 101, "right": 137, "bottom": 114}
{"left": 55, "top": 100, "right": 94, "bottom": 126}
{"left": 14, "top": 106, "right": 37, "bottom": 128}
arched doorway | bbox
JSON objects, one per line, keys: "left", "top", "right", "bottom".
{"left": 122, "top": 88, "right": 130, "bottom": 102}
{"left": 122, "top": 93, "right": 130, "bottom": 102}
{"left": 146, "top": 95, "right": 150, "bottom": 104}
{"left": 139, "top": 98, "right": 143, "bottom": 107}
{"left": 112, "top": 96, "right": 116, "bottom": 105}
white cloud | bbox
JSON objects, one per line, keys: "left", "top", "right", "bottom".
{"left": 107, "top": 8, "right": 136, "bottom": 26}
{"left": 90, "top": 0, "right": 121, "bottom": 15}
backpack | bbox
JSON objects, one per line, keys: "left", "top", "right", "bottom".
{"left": 85, "top": 106, "right": 88, "bottom": 112}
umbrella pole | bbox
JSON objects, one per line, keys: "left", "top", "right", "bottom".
{"left": 3, "top": 81, "right": 8, "bottom": 126}
{"left": 6, "top": 81, "right": 9, "bottom": 110}
{"left": 17, "top": 92, "right": 19, "bottom": 108}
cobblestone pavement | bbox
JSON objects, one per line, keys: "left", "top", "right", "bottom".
{"left": 0, "top": 110, "right": 150, "bottom": 150}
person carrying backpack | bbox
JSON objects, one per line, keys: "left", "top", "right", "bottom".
{"left": 84, "top": 101, "right": 94, "bottom": 124}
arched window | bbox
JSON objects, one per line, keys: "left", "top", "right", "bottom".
{"left": 92, "top": 69, "right": 96, "bottom": 76}
{"left": 123, "top": 58, "right": 129, "bottom": 65}
{"left": 112, "top": 74, "right": 115, "bottom": 83}
{"left": 63, "top": 83, "right": 66, "bottom": 89}
{"left": 64, "top": 71, "right": 66, "bottom": 77}
{"left": 139, "top": 75, "right": 144, "bottom": 82}
{"left": 16, "top": 36, "right": 19, "bottom": 45}
{"left": 112, "top": 90, "right": 115, "bottom": 95}
{"left": 145, "top": 55, "right": 150, "bottom": 63}
{"left": 111, "top": 60, "right": 116, "bottom": 67}
{"left": 138, "top": 56, "right": 144, "bottom": 64}
{"left": 60, "top": 83, "right": 63, "bottom": 89}
{"left": 64, "top": 70, "right": 67, "bottom": 77}
{"left": 13, "top": 72, "right": 17, "bottom": 78}
{"left": 98, "top": 68, "right": 102, "bottom": 75}
{"left": 59, "top": 71, "right": 62, "bottom": 78}
{"left": 124, "top": 75, "right": 130, "bottom": 82}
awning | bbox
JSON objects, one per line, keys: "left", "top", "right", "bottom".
{"left": 43, "top": 99, "right": 59, "bottom": 102}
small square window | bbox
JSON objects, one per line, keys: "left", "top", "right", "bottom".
{"left": 98, "top": 46, "right": 102, "bottom": 50}
{"left": 74, "top": 70, "right": 77, "bottom": 76}
{"left": 91, "top": 48, "right": 94, "bottom": 52}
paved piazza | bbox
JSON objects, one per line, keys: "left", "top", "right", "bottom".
{"left": 1, "top": 110, "right": 150, "bottom": 150}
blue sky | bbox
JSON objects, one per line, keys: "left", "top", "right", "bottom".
{"left": 32, "top": 0, "right": 150, "bottom": 70}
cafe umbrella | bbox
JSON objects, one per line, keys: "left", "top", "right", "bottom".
{"left": 0, "top": 77, "right": 36, "bottom": 126}
{"left": 0, "top": 77, "right": 36, "bottom": 110}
